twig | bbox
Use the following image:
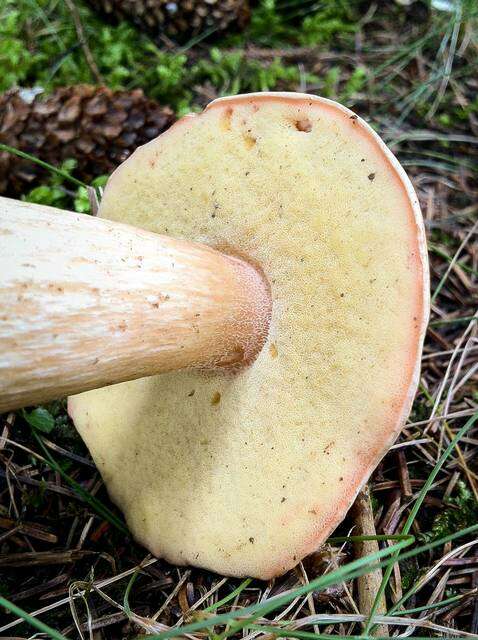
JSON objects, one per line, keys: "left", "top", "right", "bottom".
{"left": 396, "top": 450, "right": 412, "bottom": 499}
{"left": 0, "top": 557, "right": 159, "bottom": 633}
{"left": 353, "top": 485, "right": 388, "bottom": 636}
{"left": 151, "top": 570, "right": 191, "bottom": 621}
{"left": 472, "top": 570, "right": 478, "bottom": 635}
{"left": 64, "top": 0, "right": 103, "bottom": 83}
{"left": 0, "top": 549, "right": 95, "bottom": 567}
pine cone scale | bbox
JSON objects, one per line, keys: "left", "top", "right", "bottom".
{"left": 0, "top": 85, "right": 176, "bottom": 196}
{"left": 86, "top": 0, "right": 249, "bottom": 42}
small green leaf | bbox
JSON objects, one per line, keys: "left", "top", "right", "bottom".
{"left": 22, "top": 407, "right": 55, "bottom": 433}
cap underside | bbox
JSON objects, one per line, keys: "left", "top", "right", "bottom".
{"left": 69, "top": 93, "right": 428, "bottom": 579}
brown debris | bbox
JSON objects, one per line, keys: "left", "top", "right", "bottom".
{"left": 0, "top": 549, "right": 96, "bottom": 567}
{"left": 0, "top": 516, "right": 58, "bottom": 543}
{"left": 396, "top": 450, "right": 413, "bottom": 499}
{"left": 353, "top": 485, "right": 388, "bottom": 637}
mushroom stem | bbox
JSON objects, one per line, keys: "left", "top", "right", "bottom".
{"left": 0, "top": 197, "right": 272, "bottom": 412}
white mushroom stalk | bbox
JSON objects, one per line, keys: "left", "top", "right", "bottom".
{"left": 0, "top": 197, "right": 272, "bottom": 412}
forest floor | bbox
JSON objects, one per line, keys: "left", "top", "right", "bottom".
{"left": 0, "top": 1, "right": 477, "bottom": 638}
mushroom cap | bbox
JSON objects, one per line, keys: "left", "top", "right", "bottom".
{"left": 69, "top": 92, "right": 429, "bottom": 579}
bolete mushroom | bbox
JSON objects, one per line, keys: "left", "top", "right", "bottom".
{"left": 67, "top": 93, "right": 429, "bottom": 578}
{"left": 1, "top": 92, "right": 428, "bottom": 579}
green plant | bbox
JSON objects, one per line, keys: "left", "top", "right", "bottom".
{"left": 21, "top": 158, "right": 78, "bottom": 208}
{"left": 19, "top": 159, "right": 108, "bottom": 214}
{"left": 0, "top": 5, "right": 41, "bottom": 89}
{"left": 242, "top": 0, "right": 295, "bottom": 45}
{"left": 299, "top": 0, "right": 357, "bottom": 46}
{"left": 239, "top": 0, "right": 358, "bottom": 48}
{"left": 74, "top": 175, "right": 108, "bottom": 212}
{"left": 425, "top": 480, "right": 478, "bottom": 541}
{"left": 22, "top": 406, "right": 55, "bottom": 433}
{"left": 0, "top": 0, "right": 192, "bottom": 110}
{"left": 342, "top": 66, "right": 367, "bottom": 100}
{"left": 193, "top": 49, "right": 318, "bottom": 95}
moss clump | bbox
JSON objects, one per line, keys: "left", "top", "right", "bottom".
{"left": 0, "top": 1, "right": 193, "bottom": 110}
{"left": 236, "top": 0, "right": 357, "bottom": 47}
{"left": 423, "top": 481, "right": 478, "bottom": 542}
{"left": 1, "top": 0, "right": 356, "bottom": 110}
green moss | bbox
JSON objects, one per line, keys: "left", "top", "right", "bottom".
{"left": 400, "top": 560, "right": 421, "bottom": 592}
{"left": 342, "top": 66, "right": 367, "bottom": 100}
{"left": 0, "top": 0, "right": 192, "bottom": 109}
{"left": 235, "top": 0, "right": 358, "bottom": 47}
{"left": 437, "top": 112, "right": 452, "bottom": 127}
{"left": 0, "top": 6, "right": 41, "bottom": 89}
{"left": 243, "top": 0, "right": 295, "bottom": 45}
{"left": 321, "top": 66, "right": 341, "bottom": 98}
{"left": 422, "top": 481, "right": 478, "bottom": 542}
{"left": 1, "top": 0, "right": 325, "bottom": 110}
{"left": 192, "top": 48, "right": 318, "bottom": 96}
{"left": 299, "top": 1, "right": 357, "bottom": 46}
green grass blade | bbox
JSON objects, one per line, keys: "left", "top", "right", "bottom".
{"left": 363, "top": 410, "right": 478, "bottom": 634}
{"left": 140, "top": 538, "right": 413, "bottom": 640}
{"left": 430, "top": 316, "right": 477, "bottom": 327}
{"left": 429, "top": 244, "right": 478, "bottom": 277}
{"left": 0, "top": 143, "right": 88, "bottom": 190}
{"left": 134, "top": 516, "right": 478, "bottom": 639}
{"left": 0, "top": 595, "right": 70, "bottom": 640}
{"left": 123, "top": 566, "right": 140, "bottom": 617}
{"left": 33, "top": 430, "right": 129, "bottom": 535}
{"left": 203, "top": 578, "right": 252, "bottom": 613}
{"left": 245, "top": 625, "right": 440, "bottom": 640}
{"left": 328, "top": 534, "right": 410, "bottom": 543}
{"left": 431, "top": 220, "right": 478, "bottom": 304}
{"left": 395, "top": 592, "right": 469, "bottom": 616}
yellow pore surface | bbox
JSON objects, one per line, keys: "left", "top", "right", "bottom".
{"left": 70, "top": 94, "right": 427, "bottom": 578}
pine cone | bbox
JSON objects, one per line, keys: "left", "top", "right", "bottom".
{"left": 0, "top": 85, "right": 175, "bottom": 196}
{"left": 87, "top": 0, "right": 250, "bottom": 41}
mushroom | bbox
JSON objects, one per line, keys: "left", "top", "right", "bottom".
{"left": 68, "top": 93, "right": 429, "bottom": 578}
{"left": 2, "top": 92, "right": 429, "bottom": 579}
